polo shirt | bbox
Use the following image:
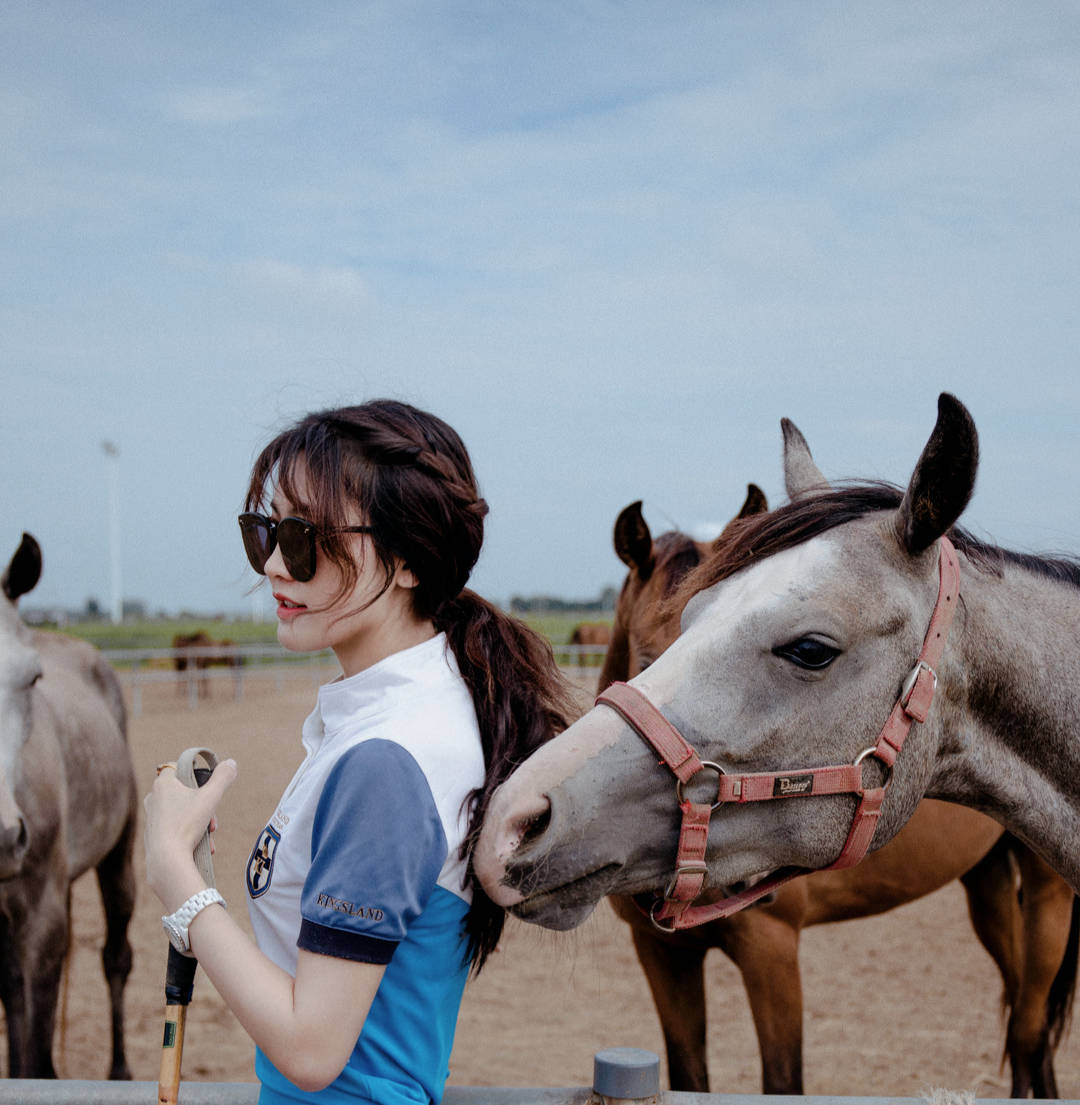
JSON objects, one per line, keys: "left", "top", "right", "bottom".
{"left": 246, "top": 633, "right": 485, "bottom": 1104}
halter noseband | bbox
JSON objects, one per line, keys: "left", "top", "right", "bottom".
{"left": 595, "top": 535, "right": 961, "bottom": 932}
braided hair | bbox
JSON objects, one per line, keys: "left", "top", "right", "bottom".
{"left": 245, "top": 400, "right": 576, "bottom": 971}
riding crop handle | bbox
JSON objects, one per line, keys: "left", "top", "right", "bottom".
{"left": 158, "top": 747, "right": 218, "bottom": 1105}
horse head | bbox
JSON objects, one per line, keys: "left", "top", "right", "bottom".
{"left": 0, "top": 534, "right": 44, "bottom": 878}
{"left": 597, "top": 486, "right": 768, "bottom": 691}
{"left": 476, "top": 394, "right": 978, "bottom": 930}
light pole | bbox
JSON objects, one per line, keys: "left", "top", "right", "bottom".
{"left": 102, "top": 441, "right": 122, "bottom": 623}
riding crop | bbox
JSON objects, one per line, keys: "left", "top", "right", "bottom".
{"left": 157, "top": 747, "right": 219, "bottom": 1105}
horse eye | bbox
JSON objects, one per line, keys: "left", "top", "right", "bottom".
{"left": 773, "top": 638, "right": 839, "bottom": 670}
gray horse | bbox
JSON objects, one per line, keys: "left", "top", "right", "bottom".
{"left": 475, "top": 394, "right": 1080, "bottom": 931}
{"left": 0, "top": 533, "right": 136, "bottom": 1078}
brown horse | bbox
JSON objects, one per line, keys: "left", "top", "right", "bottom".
{"left": 600, "top": 489, "right": 1077, "bottom": 1096}
{"left": 172, "top": 630, "right": 242, "bottom": 699}
{"left": 569, "top": 623, "right": 612, "bottom": 669}
{"left": 0, "top": 533, "right": 136, "bottom": 1078}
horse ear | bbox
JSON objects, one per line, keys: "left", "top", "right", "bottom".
{"left": 613, "top": 501, "right": 654, "bottom": 578}
{"left": 782, "top": 418, "right": 829, "bottom": 499}
{"left": 736, "top": 483, "right": 768, "bottom": 518}
{"left": 894, "top": 394, "right": 979, "bottom": 555}
{"left": 2, "top": 533, "right": 43, "bottom": 603}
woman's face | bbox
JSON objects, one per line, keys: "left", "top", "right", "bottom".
{"left": 264, "top": 461, "right": 432, "bottom": 676}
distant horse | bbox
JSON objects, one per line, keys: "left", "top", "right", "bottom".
{"left": 172, "top": 630, "right": 241, "bottom": 699}
{"left": 478, "top": 395, "right": 1080, "bottom": 1062}
{"left": 0, "top": 533, "right": 136, "bottom": 1078}
{"left": 600, "top": 485, "right": 1077, "bottom": 1095}
{"left": 569, "top": 623, "right": 612, "bottom": 668}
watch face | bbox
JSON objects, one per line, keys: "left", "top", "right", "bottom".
{"left": 163, "top": 917, "right": 188, "bottom": 952}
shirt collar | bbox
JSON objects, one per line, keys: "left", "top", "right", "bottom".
{"left": 309, "top": 631, "right": 455, "bottom": 747}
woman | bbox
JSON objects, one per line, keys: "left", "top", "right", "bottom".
{"left": 144, "top": 400, "right": 576, "bottom": 1103}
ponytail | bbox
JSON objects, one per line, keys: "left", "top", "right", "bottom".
{"left": 435, "top": 591, "right": 578, "bottom": 973}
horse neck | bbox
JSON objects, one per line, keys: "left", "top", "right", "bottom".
{"left": 934, "top": 557, "right": 1080, "bottom": 886}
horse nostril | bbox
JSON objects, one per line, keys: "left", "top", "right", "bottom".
{"left": 517, "top": 805, "right": 551, "bottom": 849}
{"left": 16, "top": 820, "right": 27, "bottom": 850}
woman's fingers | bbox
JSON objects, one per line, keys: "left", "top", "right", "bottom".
{"left": 145, "top": 760, "right": 237, "bottom": 856}
{"left": 143, "top": 759, "right": 237, "bottom": 900}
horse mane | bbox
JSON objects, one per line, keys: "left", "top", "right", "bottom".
{"left": 652, "top": 531, "right": 705, "bottom": 597}
{"left": 665, "top": 481, "right": 1080, "bottom": 618}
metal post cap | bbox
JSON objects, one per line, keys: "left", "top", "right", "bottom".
{"left": 592, "top": 1048, "right": 661, "bottom": 1097}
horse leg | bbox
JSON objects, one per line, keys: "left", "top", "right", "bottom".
{"left": 0, "top": 910, "right": 23, "bottom": 1076}
{"left": 724, "top": 911, "right": 804, "bottom": 1095}
{"left": 959, "top": 839, "right": 1024, "bottom": 1087}
{"left": 960, "top": 835, "right": 1022, "bottom": 998}
{"left": 1006, "top": 848, "right": 1076, "bottom": 1098}
{"left": 1, "top": 880, "right": 68, "bottom": 1077}
{"left": 626, "top": 923, "right": 710, "bottom": 1091}
{"left": 96, "top": 812, "right": 136, "bottom": 1080}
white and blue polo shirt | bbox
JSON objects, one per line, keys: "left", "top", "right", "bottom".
{"left": 246, "top": 633, "right": 485, "bottom": 1105}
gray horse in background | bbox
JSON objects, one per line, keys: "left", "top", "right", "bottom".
{"left": 0, "top": 533, "right": 136, "bottom": 1078}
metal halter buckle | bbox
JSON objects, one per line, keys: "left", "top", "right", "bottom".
{"left": 663, "top": 861, "right": 707, "bottom": 902}
{"left": 900, "top": 660, "right": 936, "bottom": 710}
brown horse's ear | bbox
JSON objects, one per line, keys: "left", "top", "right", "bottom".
{"left": 782, "top": 418, "right": 829, "bottom": 499}
{"left": 2, "top": 533, "right": 42, "bottom": 603}
{"left": 613, "top": 501, "right": 654, "bottom": 578}
{"left": 895, "top": 393, "right": 979, "bottom": 555}
{"left": 736, "top": 483, "right": 768, "bottom": 519}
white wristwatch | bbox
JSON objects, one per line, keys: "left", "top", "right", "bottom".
{"left": 162, "top": 888, "right": 226, "bottom": 954}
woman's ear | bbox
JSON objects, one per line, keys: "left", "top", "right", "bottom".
{"left": 394, "top": 563, "right": 420, "bottom": 590}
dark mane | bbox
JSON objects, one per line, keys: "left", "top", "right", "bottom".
{"left": 653, "top": 531, "right": 704, "bottom": 597}
{"left": 667, "top": 481, "right": 1080, "bottom": 615}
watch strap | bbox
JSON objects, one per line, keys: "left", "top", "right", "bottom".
{"left": 162, "top": 887, "right": 226, "bottom": 953}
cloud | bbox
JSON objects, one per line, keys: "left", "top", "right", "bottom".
{"left": 235, "top": 259, "right": 370, "bottom": 311}
{"left": 160, "top": 84, "right": 270, "bottom": 125}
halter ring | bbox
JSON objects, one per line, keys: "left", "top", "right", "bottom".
{"left": 649, "top": 899, "right": 678, "bottom": 933}
{"left": 675, "top": 761, "right": 725, "bottom": 810}
{"left": 853, "top": 746, "right": 893, "bottom": 788}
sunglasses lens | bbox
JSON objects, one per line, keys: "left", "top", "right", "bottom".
{"left": 276, "top": 518, "right": 317, "bottom": 582}
{"left": 238, "top": 514, "right": 274, "bottom": 575}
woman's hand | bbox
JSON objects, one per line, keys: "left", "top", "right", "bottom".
{"left": 143, "top": 759, "right": 238, "bottom": 911}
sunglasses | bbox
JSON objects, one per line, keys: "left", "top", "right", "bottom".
{"left": 238, "top": 513, "right": 374, "bottom": 582}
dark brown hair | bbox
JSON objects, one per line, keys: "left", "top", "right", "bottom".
{"left": 245, "top": 399, "right": 576, "bottom": 971}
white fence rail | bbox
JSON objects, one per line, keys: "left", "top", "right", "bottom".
{"left": 102, "top": 645, "right": 334, "bottom": 716}
{"left": 104, "top": 643, "right": 608, "bottom": 716}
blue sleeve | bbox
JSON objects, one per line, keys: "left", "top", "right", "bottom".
{"left": 298, "top": 739, "right": 448, "bottom": 965}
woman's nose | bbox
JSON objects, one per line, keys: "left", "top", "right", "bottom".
{"left": 263, "top": 540, "right": 291, "bottom": 580}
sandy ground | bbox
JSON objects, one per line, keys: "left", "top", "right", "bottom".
{"left": 24, "top": 667, "right": 1080, "bottom": 1096}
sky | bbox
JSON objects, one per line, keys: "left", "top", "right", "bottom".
{"left": 4, "top": 1, "right": 1080, "bottom": 619}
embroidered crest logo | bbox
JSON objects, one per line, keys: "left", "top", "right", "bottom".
{"left": 247, "top": 825, "right": 280, "bottom": 898}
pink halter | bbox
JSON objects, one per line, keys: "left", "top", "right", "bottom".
{"left": 596, "top": 535, "right": 961, "bottom": 931}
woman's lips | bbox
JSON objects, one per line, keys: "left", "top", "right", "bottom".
{"left": 273, "top": 592, "right": 307, "bottom": 619}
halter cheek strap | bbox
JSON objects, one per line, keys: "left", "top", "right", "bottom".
{"left": 596, "top": 535, "right": 961, "bottom": 932}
